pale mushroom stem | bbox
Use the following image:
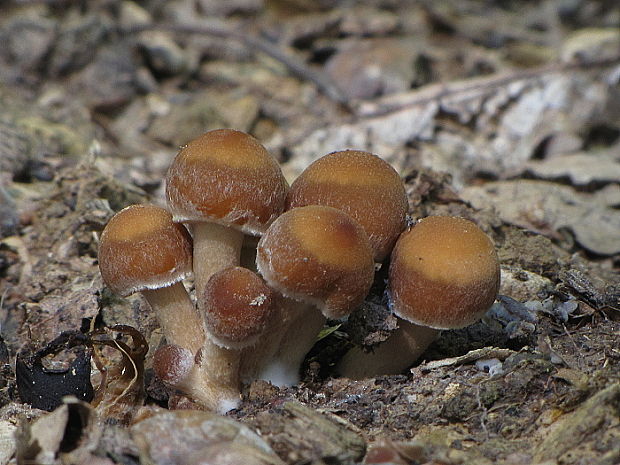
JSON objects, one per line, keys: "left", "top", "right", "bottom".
{"left": 239, "top": 294, "right": 293, "bottom": 384}
{"left": 249, "top": 299, "right": 327, "bottom": 387}
{"left": 198, "top": 338, "right": 243, "bottom": 413}
{"left": 141, "top": 282, "right": 204, "bottom": 354}
{"left": 191, "top": 222, "right": 244, "bottom": 298}
{"left": 336, "top": 320, "right": 439, "bottom": 379}
{"left": 178, "top": 357, "right": 240, "bottom": 414}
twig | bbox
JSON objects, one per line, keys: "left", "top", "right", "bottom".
{"left": 418, "top": 347, "right": 516, "bottom": 371}
{"left": 119, "top": 22, "right": 350, "bottom": 108}
{"left": 357, "top": 55, "right": 620, "bottom": 117}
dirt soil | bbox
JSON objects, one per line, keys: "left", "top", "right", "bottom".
{"left": 0, "top": 1, "right": 619, "bottom": 465}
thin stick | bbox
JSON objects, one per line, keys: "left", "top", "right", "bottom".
{"left": 357, "top": 55, "right": 620, "bottom": 117}
{"left": 119, "top": 22, "right": 349, "bottom": 107}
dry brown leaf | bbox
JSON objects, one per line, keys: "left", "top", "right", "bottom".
{"left": 462, "top": 180, "right": 620, "bottom": 255}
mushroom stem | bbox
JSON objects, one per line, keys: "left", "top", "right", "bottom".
{"left": 142, "top": 282, "right": 204, "bottom": 354}
{"left": 198, "top": 339, "right": 242, "bottom": 412}
{"left": 254, "top": 300, "right": 326, "bottom": 387}
{"left": 191, "top": 222, "right": 244, "bottom": 298}
{"left": 179, "top": 363, "right": 235, "bottom": 414}
{"left": 336, "top": 320, "right": 439, "bottom": 379}
{"left": 239, "top": 294, "right": 294, "bottom": 384}
{"left": 155, "top": 344, "right": 239, "bottom": 414}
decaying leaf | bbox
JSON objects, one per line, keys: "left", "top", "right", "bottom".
{"left": 461, "top": 180, "right": 620, "bottom": 255}
{"left": 89, "top": 325, "right": 148, "bottom": 426}
{"left": 15, "top": 397, "right": 101, "bottom": 465}
{"left": 525, "top": 152, "right": 620, "bottom": 186}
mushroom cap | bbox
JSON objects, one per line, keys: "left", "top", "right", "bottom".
{"left": 389, "top": 216, "right": 500, "bottom": 329}
{"left": 202, "top": 266, "right": 274, "bottom": 350}
{"left": 98, "top": 204, "right": 193, "bottom": 297}
{"left": 256, "top": 205, "right": 375, "bottom": 319}
{"left": 286, "top": 150, "right": 408, "bottom": 261}
{"left": 153, "top": 344, "right": 194, "bottom": 386}
{"left": 165, "top": 129, "right": 288, "bottom": 236}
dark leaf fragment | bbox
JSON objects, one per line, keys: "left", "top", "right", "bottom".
{"left": 15, "top": 331, "right": 93, "bottom": 411}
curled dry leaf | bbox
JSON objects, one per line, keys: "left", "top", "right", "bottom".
{"left": 89, "top": 324, "right": 148, "bottom": 426}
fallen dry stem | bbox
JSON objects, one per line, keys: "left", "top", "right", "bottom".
{"left": 120, "top": 22, "right": 349, "bottom": 107}
{"left": 357, "top": 55, "right": 620, "bottom": 117}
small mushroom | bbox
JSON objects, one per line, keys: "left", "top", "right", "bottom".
{"left": 98, "top": 204, "right": 203, "bottom": 353}
{"left": 200, "top": 266, "right": 274, "bottom": 407}
{"left": 165, "top": 129, "right": 288, "bottom": 299}
{"left": 253, "top": 205, "right": 375, "bottom": 386}
{"left": 286, "top": 150, "right": 408, "bottom": 262}
{"left": 337, "top": 216, "right": 500, "bottom": 378}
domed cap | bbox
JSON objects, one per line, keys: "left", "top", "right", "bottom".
{"left": 98, "top": 204, "right": 193, "bottom": 297}
{"left": 153, "top": 344, "right": 194, "bottom": 386}
{"left": 165, "top": 129, "right": 288, "bottom": 235}
{"left": 256, "top": 205, "right": 375, "bottom": 319}
{"left": 202, "top": 266, "right": 274, "bottom": 350}
{"left": 389, "top": 216, "right": 500, "bottom": 329}
{"left": 286, "top": 150, "right": 408, "bottom": 261}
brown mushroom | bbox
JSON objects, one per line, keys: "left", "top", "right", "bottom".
{"left": 200, "top": 266, "right": 274, "bottom": 403}
{"left": 98, "top": 204, "right": 203, "bottom": 353}
{"left": 337, "top": 216, "right": 500, "bottom": 378}
{"left": 253, "top": 205, "right": 375, "bottom": 385}
{"left": 286, "top": 150, "right": 408, "bottom": 262}
{"left": 165, "top": 129, "right": 288, "bottom": 299}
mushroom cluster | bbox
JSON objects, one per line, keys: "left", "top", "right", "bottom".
{"left": 98, "top": 129, "right": 500, "bottom": 413}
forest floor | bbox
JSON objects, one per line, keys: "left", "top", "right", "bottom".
{"left": 0, "top": 1, "right": 619, "bottom": 464}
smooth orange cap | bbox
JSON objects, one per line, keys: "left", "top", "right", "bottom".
{"left": 256, "top": 205, "right": 375, "bottom": 319}
{"left": 389, "top": 216, "right": 500, "bottom": 329}
{"left": 98, "top": 204, "right": 192, "bottom": 296}
{"left": 286, "top": 150, "right": 408, "bottom": 261}
{"left": 165, "top": 129, "right": 288, "bottom": 235}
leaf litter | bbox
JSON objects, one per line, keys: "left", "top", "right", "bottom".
{"left": 0, "top": 0, "right": 619, "bottom": 464}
